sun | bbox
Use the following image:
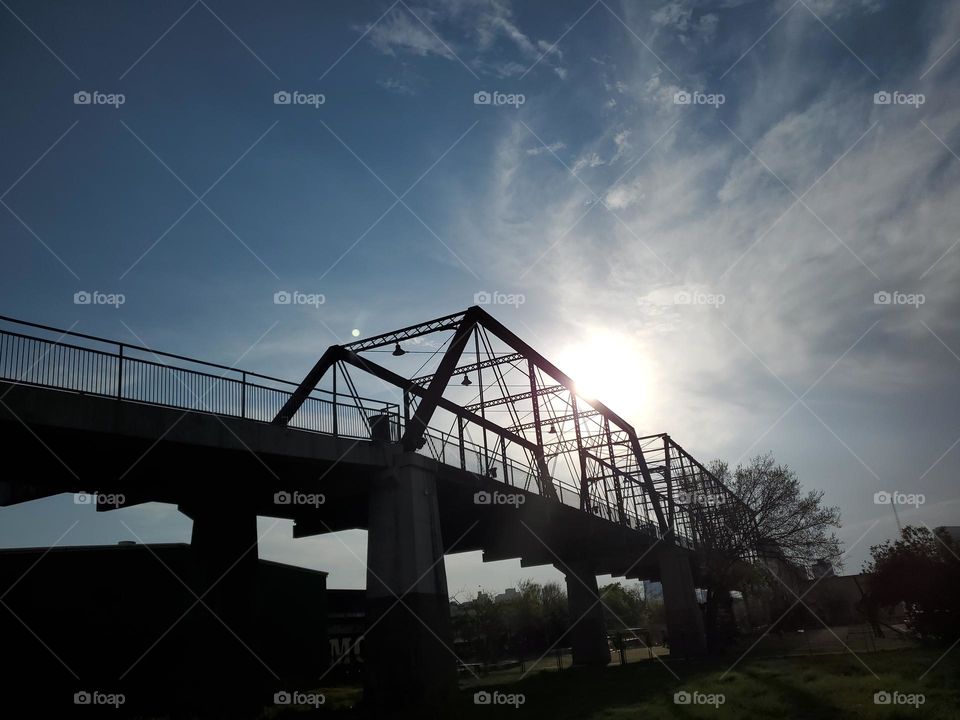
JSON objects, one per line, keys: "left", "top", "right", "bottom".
{"left": 556, "top": 329, "right": 653, "bottom": 421}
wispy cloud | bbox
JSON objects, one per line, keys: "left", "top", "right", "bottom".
{"left": 363, "top": 0, "right": 567, "bottom": 79}
{"left": 526, "top": 141, "right": 566, "bottom": 156}
{"left": 365, "top": 8, "right": 455, "bottom": 59}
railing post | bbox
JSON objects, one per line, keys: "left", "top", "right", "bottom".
{"left": 501, "top": 441, "right": 509, "bottom": 486}
{"left": 241, "top": 371, "right": 246, "bottom": 418}
{"left": 117, "top": 345, "right": 123, "bottom": 399}
{"left": 332, "top": 364, "right": 338, "bottom": 437}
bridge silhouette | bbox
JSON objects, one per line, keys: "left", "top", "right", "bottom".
{"left": 0, "top": 309, "right": 760, "bottom": 716}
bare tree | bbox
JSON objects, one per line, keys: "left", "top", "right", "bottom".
{"left": 698, "top": 454, "right": 842, "bottom": 651}
{"left": 712, "top": 454, "right": 843, "bottom": 568}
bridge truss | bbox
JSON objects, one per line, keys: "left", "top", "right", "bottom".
{"left": 274, "top": 307, "right": 759, "bottom": 558}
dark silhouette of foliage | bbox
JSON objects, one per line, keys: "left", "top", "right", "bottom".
{"left": 863, "top": 525, "right": 960, "bottom": 641}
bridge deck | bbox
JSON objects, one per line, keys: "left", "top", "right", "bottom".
{"left": 0, "top": 380, "right": 671, "bottom": 581}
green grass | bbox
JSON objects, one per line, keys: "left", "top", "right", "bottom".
{"left": 254, "top": 648, "right": 958, "bottom": 718}
{"left": 450, "top": 648, "right": 960, "bottom": 719}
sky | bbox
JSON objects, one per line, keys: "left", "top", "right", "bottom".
{"left": 1, "top": 0, "right": 959, "bottom": 597}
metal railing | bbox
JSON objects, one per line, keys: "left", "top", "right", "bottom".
{"left": 416, "top": 425, "right": 661, "bottom": 539}
{"left": 0, "top": 316, "right": 399, "bottom": 442}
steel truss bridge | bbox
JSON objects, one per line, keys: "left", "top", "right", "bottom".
{"left": 0, "top": 308, "right": 758, "bottom": 560}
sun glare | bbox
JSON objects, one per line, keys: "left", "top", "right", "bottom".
{"left": 556, "top": 330, "right": 653, "bottom": 422}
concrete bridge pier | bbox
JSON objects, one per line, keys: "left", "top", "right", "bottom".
{"left": 658, "top": 546, "right": 707, "bottom": 658}
{"left": 561, "top": 561, "right": 611, "bottom": 666}
{"left": 189, "top": 503, "right": 259, "bottom": 624}
{"left": 364, "top": 451, "right": 456, "bottom": 717}
{"left": 184, "top": 501, "right": 261, "bottom": 706}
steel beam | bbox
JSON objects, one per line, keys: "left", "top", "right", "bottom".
{"left": 343, "top": 311, "right": 465, "bottom": 352}
{"left": 463, "top": 384, "right": 565, "bottom": 412}
{"left": 410, "top": 352, "right": 525, "bottom": 386}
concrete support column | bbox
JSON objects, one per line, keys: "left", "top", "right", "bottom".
{"left": 658, "top": 546, "right": 707, "bottom": 658}
{"left": 561, "top": 561, "right": 610, "bottom": 666}
{"left": 190, "top": 506, "right": 259, "bottom": 624}
{"left": 185, "top": 502, "right": 261, "bottom": 708}
{"left": 365, "top": 451, "right": 456, "bottom": 717}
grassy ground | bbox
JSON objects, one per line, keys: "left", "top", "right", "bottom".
{"left": 451, "top": 647, "right": 959, "bottom": 719}
{"left": 267, "top": 646, "right": 957, "bottom": 718}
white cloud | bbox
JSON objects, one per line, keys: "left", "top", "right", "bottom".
{"left": 366, "top": 1, "right": 568, "bottom": 79}
{"left": 526, "top": 141, "right": 566, "bottom": 156}
{"left": 572, "top": 152, "right": 605, "bottom": 174}
{"left": 652, "top": 1, "right": 693, "bottom": 32}
{"left": 365, "top": 9, "right": 455, "bottom": 59}
{"left": 378, "top": 77, "right": 417, "bottom": 95}
{"left": 790, "top": 0, "right": 885, "bottom": 18}
{"left": 651, "top": 1, "right": 719, "bottom": 43}
{"left": 605, "top": 178, "right": 644, "bottom": 209}
{"left": 611, "top": 129, "right": 632, "bottom": 162}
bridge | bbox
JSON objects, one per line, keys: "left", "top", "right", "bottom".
{"left": 0, "top": 309, "right": 760, "bottom": 715}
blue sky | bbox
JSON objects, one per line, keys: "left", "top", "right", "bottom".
{"left": 2, "top": 0, "right": 959, "bottom": 595}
